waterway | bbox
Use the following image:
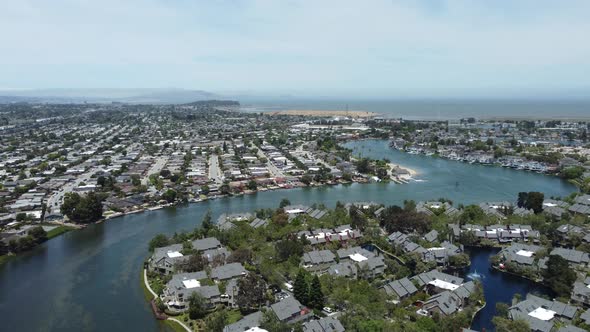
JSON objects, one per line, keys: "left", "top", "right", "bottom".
{"left": 0, "top": 140, "right": 576, "bottom": 331}
{"left": 466, "top": 248, "right": 552, "bottom": 331}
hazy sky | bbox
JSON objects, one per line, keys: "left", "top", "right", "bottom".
{"left": 1, "top": 0, "right": 590, "bottom": 98}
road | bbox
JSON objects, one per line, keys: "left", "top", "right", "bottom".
{"left": 45, "top": 167, "right": 99, "bottom": 215}
{"left": 142, "top": 156, "right": 168, "bottom": 186}
{"left": 208, "top": 154, "right": 223, "bottom": 184}
{"left": 255, "top": 147, "right": 286, "bottom": 178}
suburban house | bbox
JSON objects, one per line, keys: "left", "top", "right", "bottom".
{"left": 335, "top": 246, "right": 385, "bottom": 279}
{"left": 210, "top": 262, "right": 247, "bottom": 282}
{"left": 223, "top": 311, "right": 264, "bottom": 332}
{"left": 270, "top": 297, "right": 313, "bottom": 324}
{"left": 549, "top": 247, "right": 590, "bottom": 267}
{"left": 382, "top": 277, "right": 419, "bottom": 300}
{"left": 302, "top": 316, "right": 345, "bottom": 332}
{"left": 571, "top": 277, "right": 590, "bottom": 306}
{"left": 302, "top": 250, "right": 336, "bottom": 273}
{"left": 298, "top": 225, "right": 362, "bottom": 246}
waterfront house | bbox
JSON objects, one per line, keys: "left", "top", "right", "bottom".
{"left": 418, "top": 281, "right": 475, "bottom": 317}
{"left": 508, "top": 294, "right": 579, "bottom": 332}
{"left": 148, "top": 243, "right": 188, "bottom": 275}
{"left": 160, "top": 271, "right": 221, "bottom": 312}
{"left": 498, "top": 243, "right": 544, "bottom": 267}
{"left": 411, "top": 269, "right": 464, "bottom": 294}
{"left": 298, "top": 225, "right": 362, "bottom": 246}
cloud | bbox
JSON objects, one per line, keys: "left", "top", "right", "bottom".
{"left": 0, "top": 0, "right": 589, "bottom": 97}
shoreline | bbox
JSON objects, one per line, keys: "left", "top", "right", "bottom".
{"left": 269, "top": 109, "right": 378, "bottom": 118}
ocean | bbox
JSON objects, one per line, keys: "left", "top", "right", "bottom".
{"left": 239, "top": 98, "right": 590, "bottom": 120}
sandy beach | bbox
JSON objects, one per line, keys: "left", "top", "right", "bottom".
{"left": 389, "top": 163, "right": 419, "bottom": 176}
{"left": 269, "top": 109, "right": 378, "bottom": 118}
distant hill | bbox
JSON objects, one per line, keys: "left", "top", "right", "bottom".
{"left": 0, "top": 88, "right": 221, "bottom": 104}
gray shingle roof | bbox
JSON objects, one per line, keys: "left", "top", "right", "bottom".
{"left": 383, "top": 277, "right": 418, "bottom": 298}
{"left": 210, "top": 263, "right": 246, "bottom": 281}
{"left": 302, "top": 316, "right": 345, "bottom": 332}
{"left": 223, "top": 311, "right": 263, "bottom": 332}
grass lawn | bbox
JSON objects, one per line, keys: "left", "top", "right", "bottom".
{"left": 226, "top": 309, "right": 243, "bottom": 324}
{"left": 46, "top": 225, "right": 75, "bottom": 239}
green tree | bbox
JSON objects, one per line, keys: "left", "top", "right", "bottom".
{"left": 492, "top": 317, "right": 529, "bottom": 332}
{"left": 188, "top": 293, "right": 207, "bottom": 319}
{"left": 149, "top": 234, "right": 169, "bottom": 251}
{"left": 247, "top": 180, "right": 258, "bottom": 191}
{"left": 61, "top": 192, "right": 105, "bottom": 223}
{"left": 308, "top": 275, "right": 324, "bottom": 309}
{"left": 279, "top": 198, "right": 291, "bottom": 208}
{"left": 543, "top": 255, "right": 577, "bottom": 297}
{"left": 293, "top": 270, "right": 309, "bottom": 305}
{"left": 237, "top": 273, "right": 266, "bottom": 312}
{"left": 162, "top": 189, "right": 177, "bottom": 203}
{"left": 28, "top": 226, "right": 48, "bottom": 243}
{"left": 205, "top": 309, "right": 228, "bottom": 332}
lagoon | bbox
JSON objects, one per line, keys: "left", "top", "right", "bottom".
{"left": 0, "top": 140, "right": 576, "bottom": 331}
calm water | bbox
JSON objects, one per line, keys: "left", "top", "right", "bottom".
{"left": 241, "top": 98, "right": 590, "bottom": 120}
{"left": 467, "top": 248, "right": 552, "bottom": 332}
{"left": 0, "top": 140, "right": 576, "bottom": 331}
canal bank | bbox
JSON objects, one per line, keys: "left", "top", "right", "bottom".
{"left": 0, "top": 142, "right": 576, "bottom": 332}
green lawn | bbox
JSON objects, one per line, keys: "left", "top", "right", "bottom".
{"left": 46, "top": 226, "right": 74, "bottom": 239}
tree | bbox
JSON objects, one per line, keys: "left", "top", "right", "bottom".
{"left": 279, "top": 198, "right": 291, "bottom": 208}
{"left": 459, "top": 205, "right": 485, "bottom": 225}
{"left": 247, "top": 180, "right": 258, "bottom": 191}
{"left": 300, "top": 174, "right": 312, "bottom": 185}
{"left": 162, "top": 189, "right": 177, "bottom": 203}
{"left": 293, "top": 270, "right": 309, "bottom": 305}
{"left": 543, "top": 255, "right": 577, "bottom": 297}
{"left": 179, "top": 254, "right": 208, "bottom": 273}
{"left": 526, "top": 192, "right": 544, "bottom": 214}
{"left": 28, "top": 226, "right": 48, "bottom": 243}
{"left": 275, "top": 236, "right": 304, "bottom": 262}
{"left": 350, "top": 206, "right": 367, "bottom": 231}
{"left": 61, "top": 192, "right": 105, "bottom": 224}
{"left": 380, "top": 205, "right": 431, "bottom": 234}
{"left": 149, "top": 234, "right": 169, "bottom": 251}
{"left": 201, "top": 210, "right": 214, "bottom": 235}
{"left": 200, "top": 184, "right": 210, "bottom": 195}
{"left": 356, "top": 158, "right": 371, "bottom": 174}
{"left": 495, "top": 302, "right": 509, "bottom": 318}
{"left": 227, "top": 248, "right": 252, "bottom": 264}
{"left": 237, "top": 273, "right": 266, "bottom": 312}
{"left": 188, "top": 293, "right": 207, "bottom": 319}
{"left": 308, "top": 275, "right": 324, "bottom": 309}
{"left": 492, "top": 317, "right": 529, "bottom": 332}
{"left": 517, "top": 192, "right": 528, "bottom": 208}
{"left": 205, "top": 309, "right": 228, "bottom": 332}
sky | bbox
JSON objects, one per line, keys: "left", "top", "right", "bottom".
{"left": 1, "top": 0, "right": 590, "bottom": 98}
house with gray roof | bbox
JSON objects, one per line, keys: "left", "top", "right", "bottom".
{"left": 550, "top": 247, "right": 590, "bottom": 267}
{"left": 423, "top": 230, "right": 439, "bottom": 243}
{"left": 571, "top": 277, "right": 590, "bottom": 306}
{"left": 419, "top": 282, "right": 475, "bottom": 318}
{"left": 223, "top": 311, "right": 263, "bottom": 332}
{"left": 148, "top": 243, "right": 189, "bottom": 274}
{"left": 327, "top": 261, "right": 358, "bottom": 278}
{"left": 302, "top": 250, "right": 336, "bottom": 273}
{"left": 192, "top": 237, "right": 222, "bottom": 252}
{"left": 299, "top": 225, "right": 362, "bottom": 246}
{"left": 160, "top": 271, "right": 221, "bottom": 312}
{"left": 382, "top": 277, "right": 419, "bottom": 299}
{"left": 335, "top": 246, "right": 385, "bottom": 279}
{"left": 580, "top": 308, "right": 590, "bottom": 325}
{"left": 249, "top": 218, "right": 268, "bottom": 229}
{"left": 270, "top": 297, "right": 313, "bottom": 324}
{"left": 411, "top": 269, "right": 464, "bottom": 294}
{"left": 211, "top": 262, "right": 247, "bottom": 282}
{"left": 508, "top": 294, "right": 579, "bottom": 332}
{"left": 498, "top": 243, "right": 544, "bottom": 267}
{"left": 302, "top": 316, "right": 345, "bottom": 332}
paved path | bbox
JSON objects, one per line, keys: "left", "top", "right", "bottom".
{"left": 143, "top": 269, "right": 157, "bottom": 299}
